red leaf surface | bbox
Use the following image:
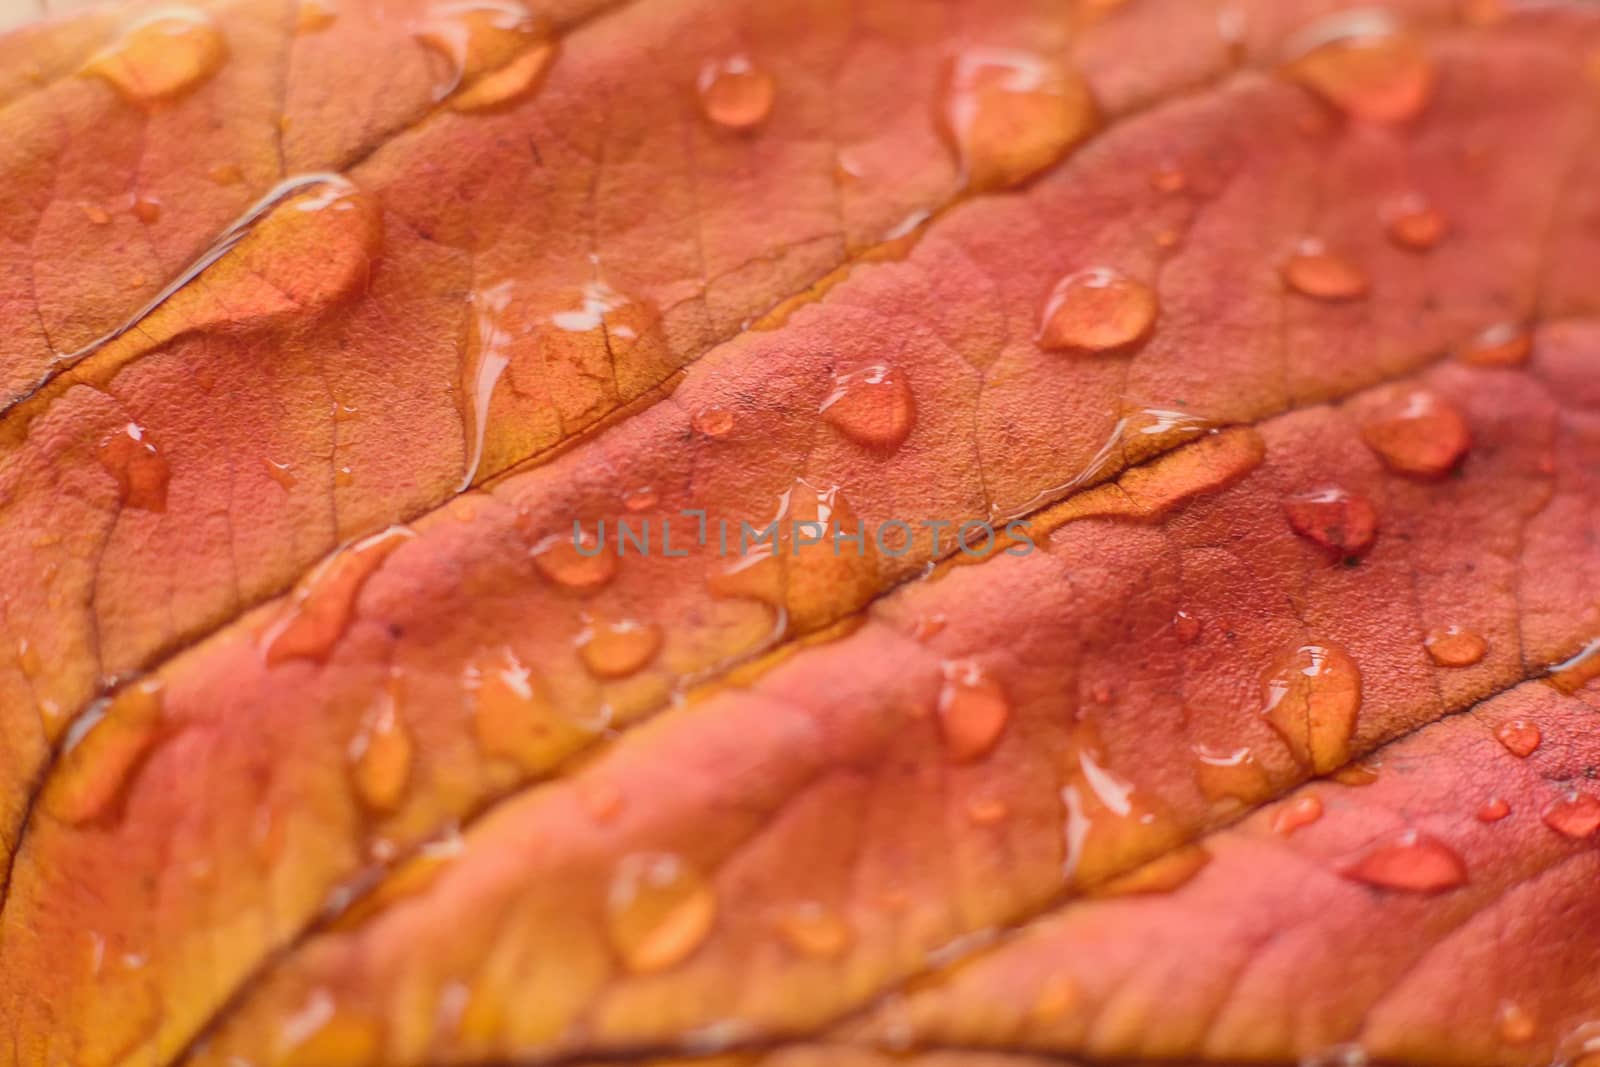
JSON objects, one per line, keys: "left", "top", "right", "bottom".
{"left": 2, "top": 1, "right": 1600, "bottom": 1065}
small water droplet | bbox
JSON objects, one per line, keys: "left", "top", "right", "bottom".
{"left": 940, "top": 48, "right": 1096, "bottom": 192}
{"left": 936, "top": 659, "right": 1010, "bottom": 762}
{"left": 607, "top": 852, "right": 717, "bottom": 973}
{"left": 296, "top": 0, "right": 337, "bottom": 33}
{"left": 1457, "top": 321, "right": 1532, "bottom": 368}
{"left": 207, "top": 163, "right": 243, "bottom": 186}
{"left": 265, "top": 458, "right": 298, "bottom": 490}
{"left": 1150, "top": 163, "right": 1186, "bottom": 193}
{"left": 1424, "top": 625, "right": 1487, "bottom": 667}
{"left": 45, "top": 677, "right": 165, "bottom": 824}
{"left": 696, "top": 54, "right": 774, "bottom": 130}
{"left": 622, "top": 485, "right": 658, "bottom": 511}
{"left": 1283, "top": 485, "right": 1377, "bottom": 560}
{"left": 262, "top": 526, "right": 414, "bottom": 665}
{"left": 530, "top": 526, "right": 616, "bottom": 592}
{"left": 97, "top": 422, "right": 169, "bottom": 512}
{"left": 1475, "top": 795, "right": 1510, "bottom": 822}
{"left": 1283, "top": 14, "right": 1435, "bottom": 123}
{"left": 692, "top": 404, "right": 735, "bottom": 438}
{"left": 1036, "top": 267, "right": 1157, "bottom": 353}
{"left": 1173, "top": 610, "right": 1202, "bottom": 645}
{"left": 577, "top": 618, "right": 661, "bottom": 679}
{"left": 1494, "top": 718, "right": 1540, "bottom": 758}
{"left": 1542, "top": 791, "right": 1600, "bottom": 839}
{"left": 577, "top": 780, "right": 624, "bottom": 823}
{"left": 1261, "top": 642, "right": 1362, "bottom": 774}
{"left": 773, "top": 901, "right": 851, "bottom": 959}
{"left": 1549, "top": 637, "right": 1600, "bottom": 694}
{"left": 84, "top": 8, "right": 227, "bottom": 103}
{"left": 1272, "top": 793, "right": 1324, "bottom": 836}
{"left": 1339, "top": 829, "right": 1466, "bottom": 893}
{"left": 468, "top": 645, "right": 603, "bottom": 772}
{"left": 911, "top": 613, "right": 947, "bottom": 642}
{"left": 1193, "top": 743, "right": 1272, "bottom": 805}
{"left": 820, "top": 364, "right": 915, "bottom": 452}
{"left": 1283, "top": 238, "right": 1368, "bottom": 300}
{"left": 131, "top": 196, "right": 161, "bottom": 224}
{"left": 1030, "top": 975, "right": 1079, "bottom": 1023}
{"left": 81, "top": 202, "right": 111, "bottom": 225}
{"left": 349, "top": 678, "right": 412, "bottom": 814}
{"left": 1498, "top": 1000, "right": 1536, "bottom": 1044}
{"left": 414, "top": 0, "right": 553, "bottom": 111}
{"left": 334, "top": 464, "right": 355, "bottom": 487}
{"left": 1331, "top": 760, "right": 1381, "bottom": 787}
{"left": 1381, "top": 192, "right": 1447, "bottom": 250}
{"left": 275, "top": 987, "right": 380, "bottom": 1066}
{"left": 1360, "top": 389, "right": 1470, "bottom": 478}
{"left": 965, "top": 796, "right": 1009, "bottom": 825}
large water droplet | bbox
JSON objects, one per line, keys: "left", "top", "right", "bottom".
{"left": 530, "top": 526, "right": 617, "bottom": 592}
{"left": 1424, "top": 625, "right": 1486, "bottom": 667}
{"left": 1542, "top": 791, "right": 1600, "bottom": 839}
{"left": 774, "top": 901, "right": 851, "bottom": 959}
{"left": 1193, "top": 743, "right": 1271, "bottom": 806}
{"left": 940, "top": 48, "right": 1096, "bottom": 192}
{"left": 1036, "top": 267, "right": 1157, "bottom": 353}
{"left": 468, "top": 645, "right": 603, "bottom": 772}
{"left": 349, "top": 678, "right": 412, "bottom": 814}
{"left": 1494, "top": 718, "right": 1540, "bottom": 758}
{"left": 820, "top": 364, "right": 915, "bottom": 452}
{"left": 1283, "top": 238, "right": 1368, "bottom": 300}
{"left": 1338, "top": 829, "right": 1466, "bottom": 893}
{"left": 1549, "top": 638, "right": 1600, "bottom": 695}
{"left": 414, "top": 0, "right": 554, "bottom": 111}
{"left": 607, "top": 852, "right": 717, "bottom": 973}
{"left": 96, "top": 422, "right": 169, "bottom": 512}
{"left": 84, "top": 8, "right": 226, "bottom": 103}
{"left": 1261, "top": 642, "right": 1362, "bottom": 774}
{"left": 261, "top": 526, "right": 415, "bottom": 665}
{"left": 1476, "top": 796, "right": 1510, "bottom": 822}
{"left": 44, "top": 677, "right": 165, "bottom": 824}
{"left": 1360, "top": 389, "right": 1470, "bottom": 478}
{"left": 697, "top": 55, "right": 774, "bottom": 130}
{"left": 936, "top": 659, "right": 1010, "bottom": 762}
{"left": 1283, "top": 13, "right": 1435, "bottom": 123}
{"left": 1283, "top": 485, "right": 1377, "bottom": 560}
{"left": 577, "top": 617, "right": 661, "bottom": 679}
{"left": 1457, "top": 322, "right": 1531, "bottom": 368}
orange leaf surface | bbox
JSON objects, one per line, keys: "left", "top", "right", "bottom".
{"left": 2, "top": 1, "right": 1600, "bottom": 1066}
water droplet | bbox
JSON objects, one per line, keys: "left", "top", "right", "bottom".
{"left": 468, "top": 645, "right": 603, "bottom": 772}
{"left": 414, "top": 0, "right": 553, "bottom": 111}
{"left": 911, "top": 613, "right": 947, "bottom": 642}
{"left": 1193, "top": 743, "right": 1272, "bottom": 806}
{"left": 1498, "top": 1000, "right": 1536, "bottom": 1044}
{"left": 1150, "top": 163, "right": 1186, "bottom": 193}
{"left": 1283, "top": 485, "right": 1377, "bottom": 560}
{"left": 1542, "top": 791, "right": 1600, "bottom": 839}
{"left": 773, "top": 901, "right": 851, "bottom": 959}
{"left": 692, "top": 404, "right": 735, "bottom": 437}
{"left": 577, "top": 780, "right": 624, "bottom": 823}
{"left": 1381, "top": 192, "right": 1447, "bottom": 250}
{"left": 1261, "top": 642, "right": 1362, "bottom": 774}
{"left": 1095, "top": 843, "right": 1210, "bottom": 896}
{"left": 1494, "top": 718, "right": 1540, "bottom": 758}
{"left": 1360, "top": 389, "right": 1470, "bottom": 478}
{"left": 1030, "top": 976, "right": 1080, "bottom": 1023}
{"left": 131, "top": 196, "right": 161, "bottom": 224}
{"left": 97, "top": 422, "right": 169, "bottom": 512}
{"left": 936, "top": 659, "right": 1010, "bottom": 762}
{"left": 1173, "top": 610, "right": 1202, "bottom": 645}
{"left": 1283, "top": 14, "right": 1435, "bottom": 123}
{"left": 275, "top": 987, "right": 380, "bottom": 1066}
{"left": 334, "top": 465, "right": 355, "bottom": 487}
{"left": 1331, "top": 760, "right": 1381, "bottom": 787}
{"left": 622, "top": 485, "right": 657, "bottom": 511}
{"left": 696, "top": 54, "right": 774, "bottom": 130}
{"left": 84, "top": 8, "right": 227, "bottom": 103}
{"left": 530, "top": 526, "right": 616, "bottom": 592}
{"left": 1457, "top": 321, "right": 1531, "bottom": 367}
{"left": 348, "top": 678, "right": 412, "bottom": 814}
{"left": 296, "top": 0, "right": 337, "bottom": 33}
{"left": 262, "top": 526, "right": 414, "bottom": 665}
{"left": 1339, "top": 829, "right": 1466, "bottom": 893}
{"left": 207, "top": 163, "right": 243, "bottom": 186}
{"left": 45, "top": 677, "right": 164, "bottom": 824}
{"left": 577, "top": 618, "right": 661, "bottom": 679}
{"left": 965, "top": 796, "right": 1009, "bottom": 825}
{"left": 820, "top": 364, "right": 915, "bottom": 452}
{"left": 265, "top": 458, "right": 298, "bottom": 490}
{"left": 81, "top": 202, "right": 111, "bottom": 226}
{"left": 940, "top": 48, "right": 1096, "bottom": 192}
{"left": 607, "top": 852, "right": 716, "bottom": 973}
{"left": 1283, "top": 238, "right": 1368, "bottom": 300}
{"left": 1036, "top": 267, "right": 1157, "bottom": 353}
{"left": 1549, "top": 637, "right": 1600, "bottom": 695}
{"left": 1271, "top": 793, "right": 1324, "bottom": 836}
{"left": 1424, "top": 625, "right": 1486, "bottom": 667}
{"left": 1476, "top": 796, "right": 1510, "bottom": 822}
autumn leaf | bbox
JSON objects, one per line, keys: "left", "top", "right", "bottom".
{"left": 1, "top": 0, "right": 1599, "bottom": 1066}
